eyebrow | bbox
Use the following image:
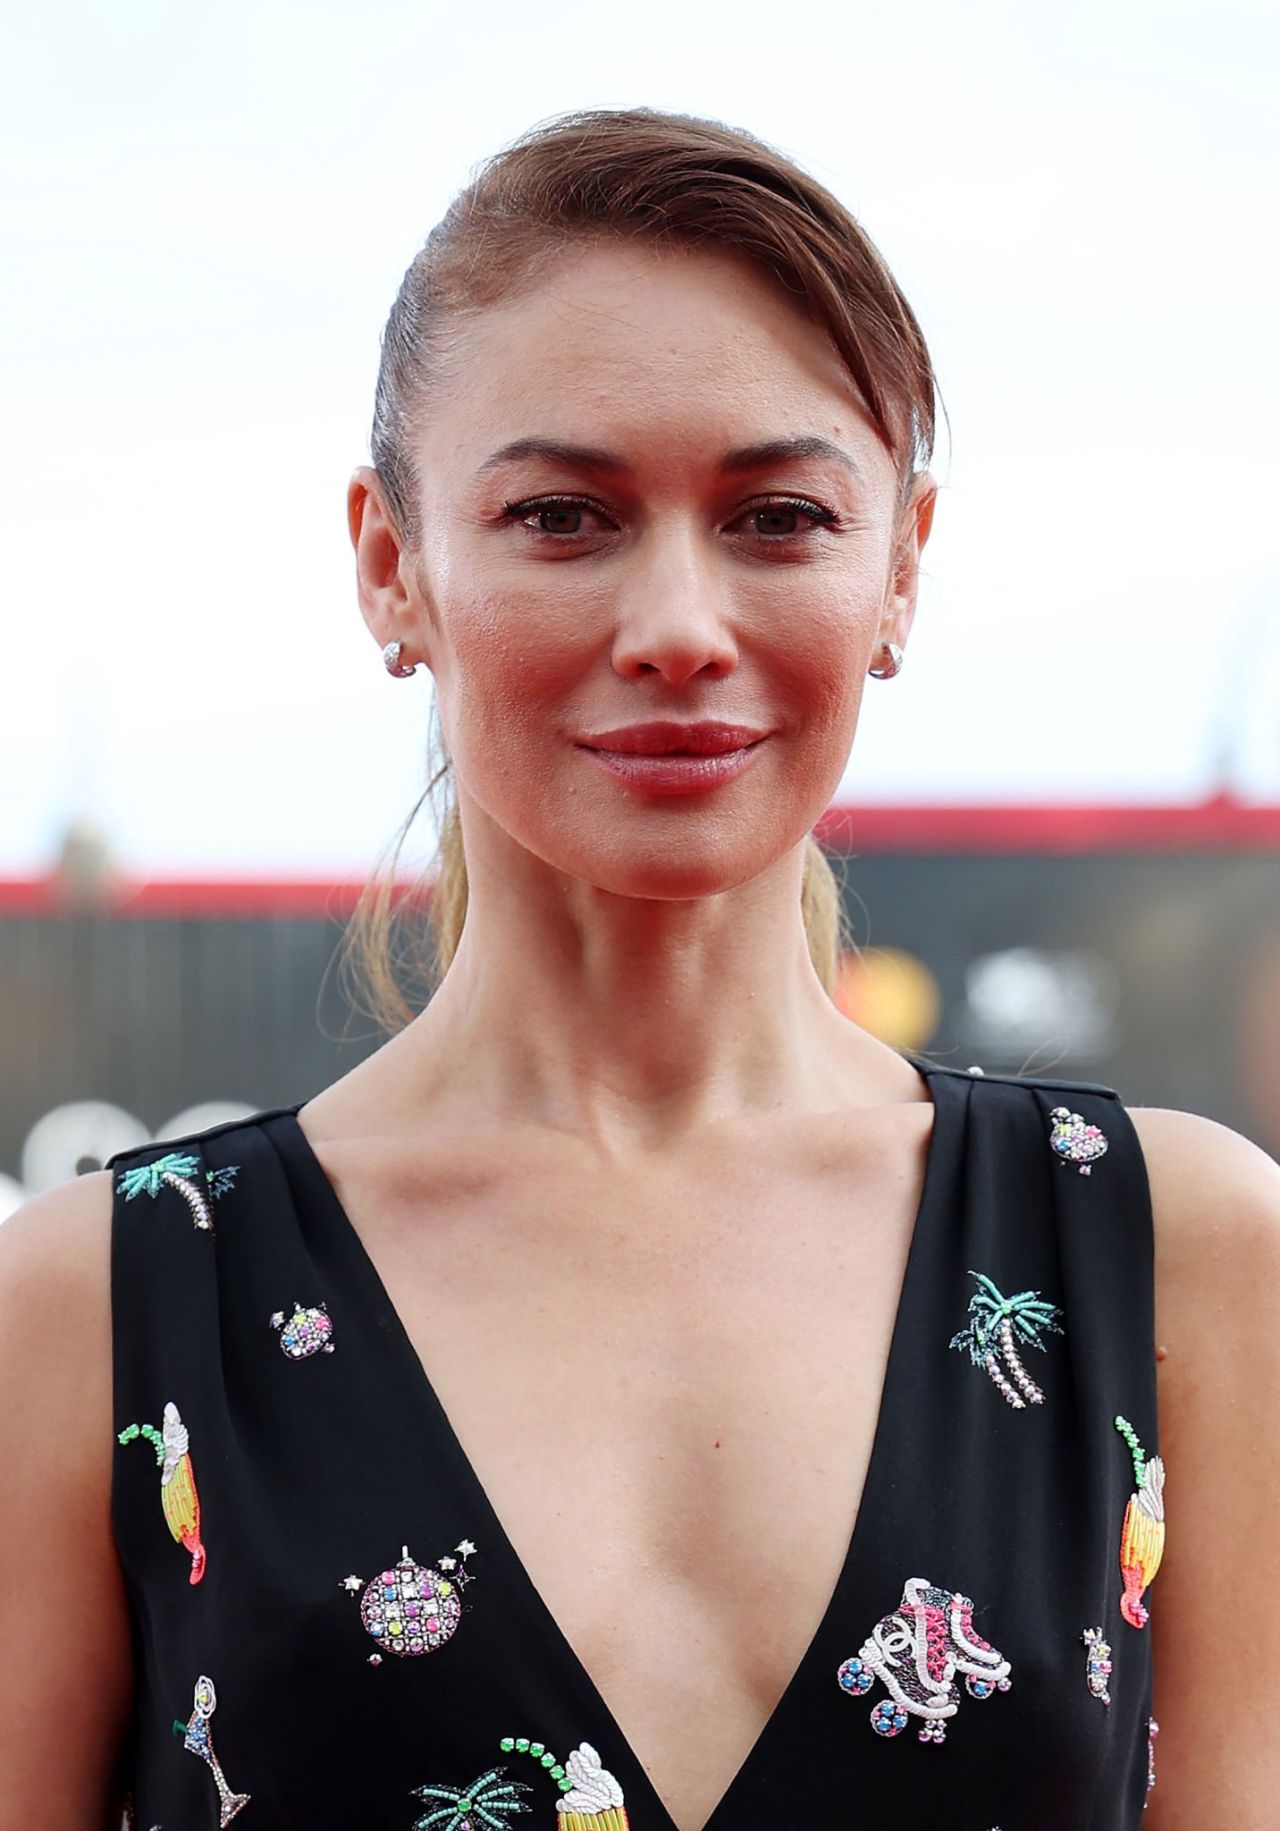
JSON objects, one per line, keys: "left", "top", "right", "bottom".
{"left": 475, "top": 433, "right": 864, "bottom": 483}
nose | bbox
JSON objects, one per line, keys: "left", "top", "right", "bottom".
{"left": 608, "top": 518, "right": 739, "bottom": 683}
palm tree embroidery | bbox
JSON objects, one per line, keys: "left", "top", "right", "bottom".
{"left": 115, "top": 1151, "right": 240, "bottom": 1233}
{"left": 949, "top": 1271, "right": 1064, "bottom": 1408}
{"left": 410, "top": 1764, "right": 533, "bottom": 1830}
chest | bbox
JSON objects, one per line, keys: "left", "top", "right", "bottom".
{"left": 311, "top": 1118, "right": 930, "bottom": 1829}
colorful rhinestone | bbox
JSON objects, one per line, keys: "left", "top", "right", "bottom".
{"left": 1048, "top": 1106, "right": 1109, "bottom": 1175}
{"left": 340, "top": 1540, "right": 476, "bottom": 1663}
{"left": 173, "top": 1675, "right": 249, "bottom": 1825}
{"left": 1081, "top": 1626, "right": 1112, "bottom": 1706}
{"left": 838, "top": 1577, "right": 1012, "bottom": 1746}
{"left": 269, "top": 1300, "right": 335, "bottom": 1359}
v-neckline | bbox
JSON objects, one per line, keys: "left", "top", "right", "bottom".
{"left": 270, "top": 1058, "right": 958, "bottom": 1831}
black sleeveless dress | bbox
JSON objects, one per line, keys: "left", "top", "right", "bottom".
{"left": 106, "top": 1055, "right": 1162, "bottom": 1831}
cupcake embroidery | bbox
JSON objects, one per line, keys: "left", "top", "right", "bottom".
{"left": 500, "top": 1737, "right": 630, "bottom": 1828}
{"left": 114, "top": 1151, "right": 241, "bottom": 1232}
{"left": 837, "top": 1577, "right": 1012, "bottom": 1745}
{"left": 340, "top": 1540, "right": 476, "bottom": 1664}
{"left": 118, "top": 1401, "right": 207, "bottom": 1583}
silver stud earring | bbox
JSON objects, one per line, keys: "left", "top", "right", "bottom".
{"left": 382, "top": 640, "right": 418, "bottom": 678}
{"left": 868, "top": 641, "right": 904, "bottom": 679}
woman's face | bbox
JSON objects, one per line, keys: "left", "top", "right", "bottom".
{"left": 356, "top": 241, "right": 935, "bottom": 902}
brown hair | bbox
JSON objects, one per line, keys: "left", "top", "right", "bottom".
{"left": 339, "top": 105, "right": 940, "bottom": 1036}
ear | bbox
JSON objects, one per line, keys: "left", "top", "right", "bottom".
{"left": 883, "top": 472, "right": 938, "bottom": 646}
{"left": 348, "top": 466, "right": 430, "bottom": 665}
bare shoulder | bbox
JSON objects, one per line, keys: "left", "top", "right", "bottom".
{"left": 1126, "top": 1103, "right": 1280, "bottom": 1281}
{"left": 0, "top": 1170, "right": 134, "bottom": 1824}
{"left": 0, "top": 1162, "right": 115, "bottom": 1300}
{"left": 1124, "top": 1108, "right": 1280, "bottom": 1817}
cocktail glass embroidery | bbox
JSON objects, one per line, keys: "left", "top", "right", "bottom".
{"left": 172, "top": 1675, "right": 249, "bottom": 1825}
{"left": 1113, "top": 1416, "right": 1166, "bottom": 1629}
{"left": 340, "top": 1540, "right": 476, "bottom": 1664}
{"left": 114, "top": 1151, "right": 240, "bottom": 1232}
{"left": 499, "top": 1737, "right": 630, "bottom": 1828}
{"left": 410, "top": 1763, "right": 534, "bottom": 1829}
{"left": 837, "top": 1577, "right": 1012, "bottom": 1744}
{"left": 118, "top": 1400, "right": 206, "bottom": 1583}
{"left": 949, "top": 1271, "right": 1064, "bottom": 1408}
{"left": 269, "top": 1300, "right": 335, "bottom": 1358}
{"left": 1047, "top": 1106, "right": 1109, "bottom": 1175}
{"left": 1081, "top": 1626, "right": 1113, "bottom": 1706}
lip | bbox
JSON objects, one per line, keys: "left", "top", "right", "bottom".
{"left": 577, "top": 736, "right": 769, "bottom": 796}
{"left": 575, "top": 720, "right": 771, "bottom": 756}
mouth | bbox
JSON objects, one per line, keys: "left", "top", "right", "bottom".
{"left": 575, "top": 736, "right": 769, "bottom": 796}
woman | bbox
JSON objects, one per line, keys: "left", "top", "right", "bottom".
{"left": 1, "top": 105, "right": 1277, "bottom": 1831}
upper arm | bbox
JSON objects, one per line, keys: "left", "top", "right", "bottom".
{"left": 1130, "top": 1105, "right": 1280, "bottom": 1826}
{"left": 0, "top": 1171, "right": 134, "bottom": 1831}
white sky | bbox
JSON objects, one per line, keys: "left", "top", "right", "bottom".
{"left": 4, "top": 0, "right": 1278, "bottom": 878}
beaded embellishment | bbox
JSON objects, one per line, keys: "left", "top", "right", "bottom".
{"left": 1145, "top": 1716, "right": 1160, "bottom": 1804}
{"left": 269, "top": 1300, "right": 335, "bottom": 1358}
{"left": 411, "top": 1763, "right": 534, "bottom": 1829}
{"left": 171, "top": 1675, "right": 250, "bottom": 1825}
{"left": 949, "top": 1271, "right": 1064, "bottom": 1408}
{"left": 1047, "top": 1106, "right": 1109, "bottom": 1175}
{"left": 114, "top": 1151, "right": 240, "bottom": 1232}
{"left": 837, "top": 1577, "right": 1012, "bottom": 1745}
{"left": 118, "top": 1401, "right": 206, "bottom": 1583}
{"left": 1114, "top": 1417, "right": 1166, "bottom": 1629}
{"left": 500, "top": 1736, "right": 630, "bottom": 1827}
{"left": 1081, "top": 1626, "right": 1113, "bottom": 1706}
{"left": 340, "top": 1540, "right": 476, "bottom": 1664}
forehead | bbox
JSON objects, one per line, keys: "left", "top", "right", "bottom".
{"left": 425, "top": 241, "right": 888, "bottom": 475}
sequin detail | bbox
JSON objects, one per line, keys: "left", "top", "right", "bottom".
{"left": 1145, "top": 1717, "right": 1160, "bottom": 1804}
{"left": 498, "top": 1736, "right": 629, "bottom": 1826}
{"left": 949, "top": 1271, "right": 1064, "bottom": 1408}
{"left": 340, "top": 1540, "right": 476, "bottom": 1663}
{"left": 172, "top": 1675, "right": 250, "bottom": 1824}
{"left": 1048, "top": 1106, "right": 1109, "bottom": 1175}
{"left": 1114, "top": 1417, "right": 1166, "bottom": 1629}
{"left": 269, "top": 1300, "right": 335, "bottom": 1358}
{"left": 114, "top": 1151, "right": 240, "bottom": 1231}
{"left": 1081, "top": 1626, "right": 1113, "bottom": 1706}
{"left": 410, "top": 1763, "right": 534, "bottom": 1829}
{"left": 118, "top": 1401, "right": 206, "bottom": 1583}
{"left": 837, "top": 1577, "right": 1012, "bottom": 1745}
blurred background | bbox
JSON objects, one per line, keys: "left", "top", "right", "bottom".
{"left": 3, "top": 0, "right": 1278, "bottom": 1212}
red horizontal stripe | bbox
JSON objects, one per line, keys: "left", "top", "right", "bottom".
{"left": 4, "top": 797, "right": 1277, "bottom": 915}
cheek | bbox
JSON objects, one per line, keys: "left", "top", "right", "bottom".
{"left": 434, "top": 587, "right": 580, "bottom": 778}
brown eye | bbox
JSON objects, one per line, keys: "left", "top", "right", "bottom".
{"left": 534, "top": 504, "right": 584, "bottom": 534}
{"left": 754, "top": 505, "right": 805, "bottom": 536}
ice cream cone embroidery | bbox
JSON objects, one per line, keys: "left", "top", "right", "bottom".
{"left": 500, "top": 1737, "right": 629, "bottom": 1828}
{"left": 118, "top": 1401, "right": 207, "bottom": 1583}
{"left": 114, "top": 1151, "right": 240, "bottom": 1232}
{"left": 172, "top": 1675, "right": 249, "bottom": 1825}
{"left": 269, "top": 1300, "right": 335, "bottom": 1359}
{"left": 1113, "top": 1416, "right": 1166, "bottom": 1629}
{"left": 340, "top": 1540, "right": 476, "bottom": 1664}
{"left": 837, "top": 1577, "right": 1012, "bottom": 1745}
{"left": 410, "top": 1763, "right": 534, "bottom": 1829}
{"left": 1048, "top": 1106, "right": 1109, "bottom": 1175}
{"left": 1081, "top": 1627, "right": 1113, "bottom": 1706}
{"left": 949, "top": 1271, "right": 1064, "bottom": 1408}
